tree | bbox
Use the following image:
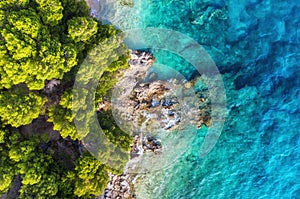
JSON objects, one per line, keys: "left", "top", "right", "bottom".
{"left": 3, "top": 132, "right": 60, "bottom": 198}
{"left": 19, "top": 173, "right": 59, "bottom": 199}
{"left": 0, "top": 86, "right": 47, "bottom": 127}
{"left": 8, "top": 140, "right": 36, "bottom": 163}
{"left": 68, "top": 17, "right": 98, "bottom": 43}
{"left": 0, "top": 124, "right": 8, "bottom": 144}
{"left": 0, "top": 0, "right": 29, "bottom": 8}
{"left": 36, "top": 0, "right": 63, "bottom": 26}
{"left": 0, "top": 128, "right": 16, "bottom": 194}
{"left": 58, "top": 153, "right": 110, "bottom": 198}
{"left": 18, "top": 153, "right": 59, "bottom": 198}
{"left": 97, "top": 111, "right": 132, "bottom": 151}
{"left": 60, "top": 0, "right": 90, "bottom": 20}
{"left": 0, "top": 2, "right": 78, "bottom": 90}
{"left": 73, "top": 154, "right": 109, "bottom": 197}
{"left": 7, "top": 9, "right": 41, "bottom": 39}
{"left": 0, "top": 0, "right": 133, "bottom": 197}
{"left": 0, "top": 152, "right": 16, "bottom": 194}
{"left": 48, "top": 89, "right": 79, "bottom": 140}
{"left": 95, "top": 54, "right": 129, "bottom": 104}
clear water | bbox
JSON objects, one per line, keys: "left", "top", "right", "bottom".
{"left": 96, "top": 0, "right": 300, "bottom": 198}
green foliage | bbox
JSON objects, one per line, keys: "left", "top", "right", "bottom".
{"left": 0, "top": 10, "right": 5, "bottom": 23}
{"left": 0, "top": 0, "right": 29, "bottom": 8}
{"left": 8, "top": 9, "right": 41, "bottom": 39}
{"left": 0, "top": 1, "right": 79, "bottom": 90}
{"left": 0, "top": 131, "right": 56, "bottom": 196}
{"left": 48, "top": 90, "right": 79, "bottom": 140}
{"left": 1, "top": 29, "right": 36, "bottom": 60}
{"left": 3, "top": 132, "right": 60, "bottom": 198}
{"left": 0, "top": 129, "right": 16, "bottom": 194}
{"left": 19, "top": 173, "right": 59, "bottom": 199}
{"left": 96, "top": 110, "right": 132, "bottom": 174}
{"left": 70, "top": 28, "right": 131, "bottom": 173}
{"left": 0, "top": 86, "right": 47, "bottom": 127}
{"left": 18, "top": 155, "right": 46, "bottom": 186}
{"left": 36, "top": 0, "right": 63, "bottom": 25}
{"left": 95, "top": 54, "right": 129, "bottom": 104}
{"left": 8, "top": 140, "right": 36, "bottom": 162}
{"left": 60, "top": 0, "right": 90, "bottom": 20}
{"left": 95, "top": 71, "right": 119, "bottom": 104}
{"left": 4, "top": 134, "right": 47, "bottom": 196}
{"left": 60, "top": 89, "right": 73, "bottom": 110}
{"left": 0, "top": 0, "right": 122, "bottom": 91}
{"left": 60, "top": 171, "right": 76, "bottom": 198}
{"left": 0, "top": 0, "right": 133, "bottom": 197}
{"left": 48, "top": 105, "right": 79, "bottom": 140}
{"left": 18, "top": 153, "right": 59, "bottom": 198}
{"left": 73, "top": 153, "right": 109, "bottom": 197}
{"left": 98, "top": 111, "right": 132, "bottom": 151}
{"left": 58, "top": 153, "right": 110, "bottom": 198}
{"left": 68, "top": 17, "right": 98, "bottom": 42}
{"left": 0, "top": 154, "right": 15, "bottom": 194}
{"left": 0, "top": 125, "right": 8, "bottom": 144}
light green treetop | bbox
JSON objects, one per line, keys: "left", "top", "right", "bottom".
{"left": 0, "top": 86, "right": 47, "bottom": 127}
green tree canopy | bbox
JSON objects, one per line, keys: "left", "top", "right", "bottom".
{"left": 73, "top": 154, "right": 109, "bottom": 197}
{"left": 0, "top": 0, "right": 133, "bottom": 197}
{"left": 0, "top": 0, "right": 94, "bottom": 90}
{"left": 18, "top": 153, "right": 59, "bottom": 198}
{"left": 36, "top": 0, "right": 63, "bottom": 26}
{"left": 0, "top": 126, "right": 16, "bottom": 194}
{"left": 48, "top": 89, "right": 79, "bottom": 140}
{"left": 0, "top": 86, "right": 47, "bottom": 127}
{"left": 0, "top": 0, "right": 29, "bottom": 8}
{"left": 0, "top": 152, "right": 16, "bottom": 194}
{"left": 0, "top": 124, "right": 8, "bottom": 144}
{"left": 1, "top": 132, "right": 60, "bottom": 198}
{"left": 68, "top": 17, "right": 98, "bottom": 42}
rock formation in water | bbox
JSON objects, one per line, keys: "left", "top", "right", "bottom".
{"left": 112, "top": 50, "right": 211, "bottom": 136}
{"left": 99, "top": 50, "right": 212, "bottom": 199}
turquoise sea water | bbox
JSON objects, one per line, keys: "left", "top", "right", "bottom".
{"left": 97, "top": 0, "right": 300, "bottom": 198}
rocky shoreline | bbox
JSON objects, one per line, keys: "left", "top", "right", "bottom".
{"left": 98, "top": 51, "right": 159, "bottom": 199}
{"left": 98, "top": 50, "right": 211, "bottom": 199}
{"left": 97, "top": 173, "right": 137, "bottom": 199}
{"left": 98, "top": 134, "right": 162, "bottom": 199}
{"left": 112, "top": 50, "right": 211, "bottom": 135}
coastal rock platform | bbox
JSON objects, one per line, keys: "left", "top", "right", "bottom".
{"left": 99, "top": 50, "right": 212, "bottom": 198}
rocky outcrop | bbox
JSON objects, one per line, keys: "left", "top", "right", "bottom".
{"left": 130, "top": 135, "right": 162, "bottom": 158}
{"left": 112, "top": 50, "right": 211, "bottom": 135}
{"left": 98, "top": 173, "right": 137, "bottom": 199}
{"left": 99, "top": 50, "right": 212, "bottom": 198}
{"left": 98, "top": 133, "right": 163, "bottom": 199}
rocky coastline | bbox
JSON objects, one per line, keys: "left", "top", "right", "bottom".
{"left": 112, "top": 50, "right": 211, "bottom": 135}
{"left": 98, "top": 51, "right": 158, "bottom": 199}
{"left": 98, "top": 50, "right": 211, "bottom": 199}
{"left": 98, "top": 134, "right": 163, "bottom": 199}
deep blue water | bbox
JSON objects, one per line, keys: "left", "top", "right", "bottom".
{"left": 97, "top": 0, "right": 300, "bottom": 198}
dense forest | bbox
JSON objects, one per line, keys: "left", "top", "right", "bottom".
{"left": 0, "top": 0, "right": 132, "bottom": 198}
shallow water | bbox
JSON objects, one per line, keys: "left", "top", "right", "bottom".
{"left": 96, "top": 0, "right": 300, "bottom": 198}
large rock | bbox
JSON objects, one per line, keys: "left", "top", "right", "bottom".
{"left": 112, "top": 51, "right": 211, "bottom": 135}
